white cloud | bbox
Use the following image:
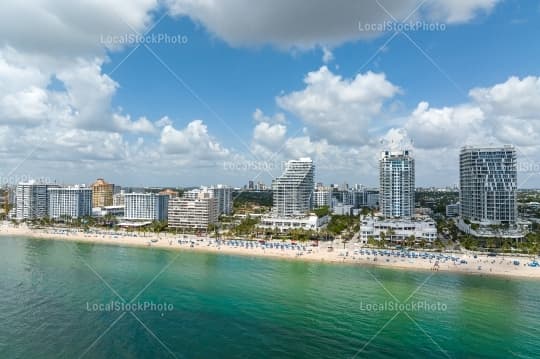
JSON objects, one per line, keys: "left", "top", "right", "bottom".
{"left": 426, "top": 0, "right": 498, "bottom": 23}
{"left": 0, "top": 0, "right": 157, "bottom": 57}
{"left": 321, "top": 47, "right": 334, "bottom": 64}
{"left": 253, "top": 122, "right": 287, "bottom": 149}
{"left": 112, "top": 114, "right": 157, "bottom": 134}
{"left": 165, "top": 0, "right": 499, "bottom": 48}
{"left": 160, "top": 120, "right": 230, "bottom": 159}
{"left": 404, "top": 101, "right": 485, "bottom": 149}
{"left": 277, "top": 66, "right": 399, "bottom": 144}
{"left": 470, "top": 76, "right": 540, "bottom": 119}
{"left": 0, "top": 86, "right": 49, "bottom": 124}
{"left": 253, "top": 108, "right": 286, "bottom": 124}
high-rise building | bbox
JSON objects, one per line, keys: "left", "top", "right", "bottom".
{"left": 459, "top": 146, "right": 517, "bottom": 225}
{"left": 113, "top": 190, "right": 125, "bottom": 206}
{"left": 210, "top": 184, "right": 233, "bottom": 215}
{"left": 168, "top": 190, "right": 218, "bottom": 229}
{"left": 182, "top": 185, "right": 232, "bottom": 216}
{"left": 379, "top": 150, "right": 415, "bottom": 218}
{"left": 91, "top": 178, "right": 113, "bottom": 207}
{"left": 48, "top": 186, "right": 92, "bottom": 219}
{"left": 314, "top": 189, "right": 332, "bottom": 208}
{"left": 124, "top": 193, "right": 169, "bottom": 221}
{"left": 158, "top": 188, "right": 180, "bottom": 198}
{"left": 15, "top": 181, "right": 57, "bottom": 220}
{"left": 272, "top": 158, "right": 314, "bottom": 217}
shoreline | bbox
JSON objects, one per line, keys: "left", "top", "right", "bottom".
{"left": 2, "top": 224, "right": 539, "bottom": 280}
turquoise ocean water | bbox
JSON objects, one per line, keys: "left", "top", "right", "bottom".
{"left": 0, "top": 236, "right": 539, "bottom": 358}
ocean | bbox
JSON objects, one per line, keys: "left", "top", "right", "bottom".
{"left": 0, "top": 236, "right": 539, "bottom": 358}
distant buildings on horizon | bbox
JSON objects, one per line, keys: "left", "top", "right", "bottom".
{"left": 7, "top": 144, "right": 531, "bottom": 239}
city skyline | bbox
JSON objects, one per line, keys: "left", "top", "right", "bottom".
{"left": 1, "top": 2, "right": 540, "bottom": 187}
{"left": 2, "top": 3, "right": 540, "bottom": 359}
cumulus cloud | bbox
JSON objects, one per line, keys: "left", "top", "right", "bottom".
{"left": 470, "top": 76, "right": 540, "bottom": 119}
{"left": 165, "top": 0, "right": 499, "bottom": 48}
{"left": 400, "top": 76, "right": 540, "bottom": 149}
{"left": 404, "top": 101, "right": 485, "bottom": 149}
{"left": 160, "top": 120, "right": 230, "bottom": 159}
{"left": 253, "top": 122, "right": 287, "bottom": 149}
{"left": 0, "top": 0, "right": 157, "bottom": 57}
{"left": 277, "top": 66, "right": 399, "bottom": 144}
{"left": 252, "top": 108, "right": 286, "bottom": 124}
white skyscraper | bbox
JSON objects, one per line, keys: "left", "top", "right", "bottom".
{"left": 272, "top": 158, "right": 314, "bottom": 217}
{"left": 379, "top": 150, "right": 415, "bottom": 218}
{"left": 48, "top": 186, "right": 93, "bottom": 219}
{"left": 16, "top": 181, "right": 57, "bottom": 220}
{"left": 210, "top": 184, "right": 233, "bottom": 215}
{"left": 459, "top": 146, "right": 517, "bottom": 225}
{"left": 124, "top": 193, "right": 169, "bottom": 221}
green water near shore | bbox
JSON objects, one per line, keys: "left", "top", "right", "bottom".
{"left": 0, "top": 236, "right": 539, "bottom": 358}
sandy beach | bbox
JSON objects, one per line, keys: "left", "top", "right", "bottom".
{"left": 2, "top": 222, "right": 539, "bottom": 279}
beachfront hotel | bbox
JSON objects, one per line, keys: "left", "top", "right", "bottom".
{"left": 359, "top": 217, "right": 437, "bottom": 243}
{"left": 15, "top": 181, "right": 58, "bottom": 220}
{"left": 182, "top": 185, "right": 232, "bottom": 216}
{"left": 124, "top": 193, "right": 169, "bottom": 221}
{"left": 379, "top": 150, "right": 415, "bottom": 218}
{"left": 259, "top": 158, "right": 327, "bottom": 232}
{"left": 459, "top": 146, "right": 517, "bottom": 225}
{"left": 360, "top": 150, "right": 437, "bottom": 244}
{"left": 271, "top": 158, "right": 314, "bottom": 217}
{"left": 48, "top": 186, "right": 93, "bottom": 219}
{"left": 457, "top": 146, "right": 527, "bottom": 238}
{"left": 168, "top": 189, "right": 218, "bottom": 229}
{"left": 91, "top": 178, "right": 113, "bottom": 208}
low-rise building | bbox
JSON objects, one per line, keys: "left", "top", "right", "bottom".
{"left": 259, "top": 214, "right": 328, "bottom": 232}
{"left": 92, "top": 205, "right": 125, "bottom": 218}
{"left": 446, "top": 203, "right": 460, "bottom": 217}
{"left": 359, "top": 216, "right": 437, "bottom": 244}
{"left": 333, "top": 204, "right": 353, "bottom": 216}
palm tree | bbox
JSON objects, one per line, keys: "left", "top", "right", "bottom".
{"left": 406, "top": 235, "right": 416, "bottom": 248}
{"left": 367, "top": 235, "right": 376, "bottom": 248}
{"left": 379, "top": 231, "right": 386, "bottom": 248}
{"left": 434, "top": 239, "right": 444, "bottom": 251}
{"left": 502, "top": 240, "right": 512, "bottom": 255}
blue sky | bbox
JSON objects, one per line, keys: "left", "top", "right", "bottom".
{"left": 1, "top": 0, "right": 540, "bottom": 187}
